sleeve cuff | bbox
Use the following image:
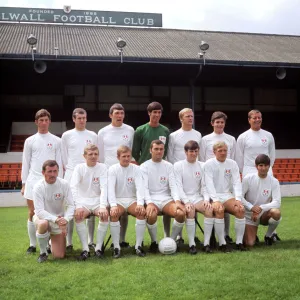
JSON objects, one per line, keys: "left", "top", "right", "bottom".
{"left": 137, "top": 200, "right": 144, "bottom": 206}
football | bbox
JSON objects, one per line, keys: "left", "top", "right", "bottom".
{"left": 158, "top": 237, "right": 177, "bottom": 255}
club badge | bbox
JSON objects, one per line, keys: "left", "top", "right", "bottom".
{"left": 127, "top": 177, "right": 134, "bottom": 185}
{"left": 92, "top": 177, "right": 99, "bottom": 185}
{"left": 54, "top": 193, "right": 62, "bottom": 201}
{"left": 159, "top": 136, "right": 166, "bottom": 144}
{"left": 123, "top": 134, "right": 129, "bottom": 141}
{"left": 261, "top": 138, "right": 268, "bottom": 146}
{"left": 225, "top": 169, "right": 231, "bottom": 176}
{"left": 86, "top": 139, "right": 92, "bottom": 145}
{"left": 195, "top": 171, "right": 201, "bottom": 178}
{"left": 160, "top": 176, "right": 167, "bottom": 184}
{"left": 47, "top": 143, "right": 53, "bottom": 150}
{"left": 262, "top": 189, "right": 270, "bottom": 197}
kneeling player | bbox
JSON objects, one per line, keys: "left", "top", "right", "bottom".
{"left": 174, "top": 140, "right": 214, "bottom": 254}
{"left": 140, "top": 140, "right": 186, "bottom": 252}
{"left": 108, "top": 146, "right": 147, "bottom": 258}
{"left": 33, "top": 160, "right": 75, "bottom": 263}
{"left": 70, "top": 144, "right": 108, "bottom": 260}
{"left": 242, "top": 154, "right": 281, "bottom": 246}
{"left": 204, "top": 142, "right": 246, "bottom": 252}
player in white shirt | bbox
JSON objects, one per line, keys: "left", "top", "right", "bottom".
{"left": 108, "top": 146, "right": 147, "bottom": 258}
{"left": 204, "top": 141, "right": 247, "bottom": 252}
{"left": 33, "top": 160, "right": 75, "bottom": 263}
{"left": 200, "top": 111, "right": 236, "bottom": 244}
{"left": 167, "top": 108, "right": 202, "bottom": 244}
{"left": 21, "top": 109, "right": 62, "bottom": 254}
{"left": 242, "top": 154, "right": 281, "bottom": 247}
{"left": 140, "top": 140, "right": 186, "bottom": 253}
{"left": 98, "top": 103, "right": 134, "bottom": 248}
{"left": 236, "top": 109, "right": 275, "bottom": 178}
{"left": 61, "top": 108, "right": 98, "bottom": 251}
{"left": 70, "top": 144, "right": 108, "bottom": 260}
{"left": 167, "top": 108, "right": 202, "bottom": 164}
{"left": 174, "top": 140, "right": 214, "bottom": 254}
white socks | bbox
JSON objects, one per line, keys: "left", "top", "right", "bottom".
{"left": 224, "top": 213, "right": 230, "bottom": 236}
{"left": 76, "top": 221, "right": 89, "bottom": 252}
{"left": 135, "top": 219, "right": 146, "bottom": 249}
{"left": 36, "top": 231, "right": 50, "bottom": 254}
{"left": 214, "top": 218, "right": 226, "bottom": 245}
{"left": 204, "top": 218, "right": 214, "bottom": 246}
{"left": 147, "top": 222, "right": 157, "bottom": 243}
{"left": 110, "top": 221, "right": 121, "bottom": 250}
{"left": 27, "top": 220, "right": 37, "bottom": 247}
{"left": 186, "top": 219, "right": 196, "bottom": 247}
{"left": 235, "top": 218, "right": 246, "bottom": 244}
{"left": 163, "top": 215, "right": 171, "bottom": 237}
{"left": 171, "top": 220, "right": 185, "bottom": 240}
{"left": 87, "top": 216, "right": 95, "bottom": 245}
{"left": 266, "top": 218, "right": 281, "bottom": 237}
{"left": 95, "top": 221, "right": 109, "bottom": 251}
{"left": 67, "top": 218, "right": 74, "bottom": 246}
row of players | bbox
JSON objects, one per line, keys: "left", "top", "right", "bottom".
{"left": 33, "top": 141, "right": 281, "bottom": 262}
{"left": 21, "top": 102, "right": 278, "bottom": 259}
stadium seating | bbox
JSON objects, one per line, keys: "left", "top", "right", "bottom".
{"left": 10, "top": 135, "right": 29, "bottom": 152}
{"left": 0, "top": 163, "right": 22, "bottom": 189}
{"left": 273, "top": 159, "right": 300, "bottom": 183}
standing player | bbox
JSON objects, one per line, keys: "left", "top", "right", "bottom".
{"left": 140, "top": 140, "right": 186, "bottom": 252}
{"left": 204, "top": 142, "right": 246, "bottom": 251}
{"left": 167, "top": 108, "right": 202, "bottom": 244}
{"left": 242, "top": 154, "right": 281, "bottom": 247}
{"left": 236, "top": 109, "right": 279, "bottom": 241}
{"left": 98, "top": 103, "right": 134, "bottom": 248}
{"left": 22, "top": 109, "right": 62, "bottom": 254}
{"left": 200, "top": 111, "right": 236, "bottom": 243}
{"left": 33, "top": 160, "right": 75, "bottom": 263}
{"left": 132, "top": 102, "right": 171, "bottom": 237}
{"left": 108, "top": 146, "right": 147, "bottom": 258}
{"left": 174, "top": 140, "right": 214, "bottom": 254}
{"left": 167, "top": 108, "right": 201, "bottom": 164}
{"left": 236, "top": 109, "right": 275, "bottom": 178}
{"left": 70, "top": 145, "right": 108, "bottom": 260}
{"left": 61, "top": 108, "right": 98, "bottom": 251}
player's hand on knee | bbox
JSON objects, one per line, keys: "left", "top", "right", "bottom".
{"left": 185, "top": 202, "right": 193, "bottom": 213}
{"left": 251, "top": 212, "right": 259, "bottom": 222}
{"left": 251, "top": 205, "right": 262, "bottom": 215}
{"left": 110, "top": 206, "right": 119, "bottom": 218}
{"left": 135, "top": 205, "right": 145, "bottom": 217}
{"left": 60, "top": 224, "right": 67, "bottom": 236}
{"left": 99, "top": 208, "right": 108, "bottom": 220}
{"left": 213, "top": 202, "right": 224, "bottom": 214}
{"left": 203, "top": 200, "right": 212, "bottom": 210}
{"left": 146, "top": 204, "right": 157, "bottom": 218}
{"left": 75, "top": 208, "right": 85, "bottom": 221}
{"left": 234, "top": 201, "right": 244, "bottom": 213}
{"left": 175, "top": 200, "right": 186, "bottom": 215}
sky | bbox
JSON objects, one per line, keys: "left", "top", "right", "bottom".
{"left": 0, "top": 0, "right": 299, "bottom": 35}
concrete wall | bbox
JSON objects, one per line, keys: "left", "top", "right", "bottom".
{"left": 12, "top": 122, "right": 67, "bottom": 135}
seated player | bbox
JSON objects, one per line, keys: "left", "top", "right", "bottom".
{"left": 242, "top": 154, "right": 281, "bottom": 246}
{"left": 33, "top": 160, "right": 75, "bottom": 263}
{"left": 108, "top": 146, "right": 147, "bottom": 258}
{"left": 174, "top": 140, "right": 214, "bottom": 254}
{"left": 70, "top": 144, "right": 108, "bottom": 260}
{"left": 140, "top": 140, "right": 186, "bottom": 252}
{"left": 204, "top": 141, "right": 247, "bottom": 252}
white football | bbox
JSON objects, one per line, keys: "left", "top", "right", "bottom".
{"left": 158, "top": 237, "right": 177, "bottom": 255}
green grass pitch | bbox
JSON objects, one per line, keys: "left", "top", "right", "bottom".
{"left": 1, "top": 197, "right": 300, "bottom": 300}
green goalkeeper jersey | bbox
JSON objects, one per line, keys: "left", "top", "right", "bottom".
{"left": 132, "top": 123, "right": 170, "bottom": 165}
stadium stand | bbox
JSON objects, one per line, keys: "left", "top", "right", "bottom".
{"left": 10, "top": 135, "right": 29, "bottom": 152}
{"left": 273, "top": 158, "right": 300, "bottom": 183}
{"left": 0, "top": 163, "right": 22, "bottom": 189}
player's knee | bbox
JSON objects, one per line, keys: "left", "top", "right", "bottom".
{"left": 176, "top": 210, "right": 185, "bottom": 221}
{"left": 37, "top": 220, "right": 48, "bottom": 232}
{"left": 52, "top": 252, "right": 65, "bottom": 259}
{"left": 110, "top": 215, "right": 119, "bottom": 222}
{"left": 147, "top": 215, "right": 157, "bottom": 225}
{"left": 245, "top": 238, "right": 255, "bottom": 247}
{"left": 235, "top": 209, "right": 245, "bottom": 219}
{"left": 270, "top": 209, "right": 281, "bottom": 221}
{"left": 187, "top": 210, "right": 195, "bottom": 219}
{"left": 204, "top": 210, "right": 213, "bottom": 218}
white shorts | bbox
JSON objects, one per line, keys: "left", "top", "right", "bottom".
{"left": 189, "top": 198, "right": 203, "bottom": 205}
{"left": 214, "top": 193, "right": 235, "bottom": 204}
{"left": 33, "top": 215, "right": 62, "bottom": 235}
{"left": 152, "top": 199, "right": 173, "bottom": 212}
{"left": 77, "top": 204, "right": 100, "bottom": 215}
{"left": 24, "top": 177, "right": 43, "bottom": 200}
{"left": 117, "top": 198, "right": 137, "bottom": 212}
{"left": 245, "top": 209, "right": 264, "bottom": 227}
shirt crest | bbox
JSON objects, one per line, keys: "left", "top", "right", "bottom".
{"left": 160, "top": 176, "right": 167, "bottom": 184}
{"left": 159, "top": 136, "right": 166, "bottom": 144}
{"left": 54, "top": 193, "right": 62, "bottom": 200}
{"left": 127, "top": 177, "right": 134, "bottom": 185}
{"left": 92, "top": 177, "right": 99, "bottom": 185}
{"left": 47, "top": 143, "right": 53, "bottom": 150}
{"left": 262, "top": 189, "right": 270, "bottom": 197}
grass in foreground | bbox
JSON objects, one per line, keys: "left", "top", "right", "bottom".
{"left": 0, "top": 197, "right": 300, "bottom": 300}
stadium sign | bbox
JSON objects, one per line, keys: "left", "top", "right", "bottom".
{"left": 0, "top": 7, "right": 162, "bottom": 27}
